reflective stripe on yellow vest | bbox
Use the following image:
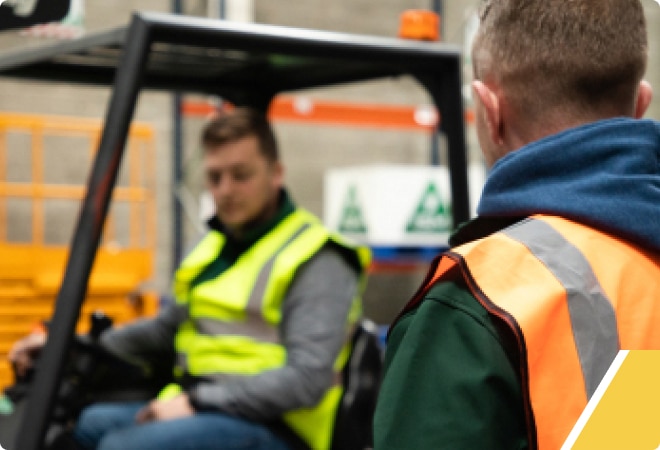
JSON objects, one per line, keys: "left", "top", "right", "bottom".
{"left": 416, "top": 215, "right": 660, "bottom": 450}
{"left": 170, "top": 207, "right": 370, "bottom": 450}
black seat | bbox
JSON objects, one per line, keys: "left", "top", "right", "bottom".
{"left": 331, "top": 319, "right": 384, "bottom": 450}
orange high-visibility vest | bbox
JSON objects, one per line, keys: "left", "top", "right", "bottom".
{"left": 412, "top": 215, "right": 660, "bottom": 450}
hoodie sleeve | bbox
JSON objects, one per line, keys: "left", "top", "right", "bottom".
{"left": 373, "top": 280, "right": 527, "bottom": 450}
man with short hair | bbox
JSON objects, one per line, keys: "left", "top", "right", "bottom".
{"left": 373, "top": 1, "right": 660, "bottom": 448}
{"left": 66, "top": 107, "right": 370, "bottom": 450}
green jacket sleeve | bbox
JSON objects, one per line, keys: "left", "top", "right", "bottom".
{"left": 373, "top": 280, "right": 528, "bottom": 450}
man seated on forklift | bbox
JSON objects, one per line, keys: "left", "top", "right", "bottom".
{"left": 9, "top": 107, "right": 370, "bottom": 450}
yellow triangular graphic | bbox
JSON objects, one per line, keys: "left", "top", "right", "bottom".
{"left": 563, "top": 350, "right": 660, "bottom": 450}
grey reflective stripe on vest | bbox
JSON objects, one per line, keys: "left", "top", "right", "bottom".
{"left": 194, "top": 221, "right": 314, "bottom": 343}
{"left": 195, "top": 317, "right": 278, "bottom": 343}
{"left": 502, "top": 218, "right": 620, "bottom": 399}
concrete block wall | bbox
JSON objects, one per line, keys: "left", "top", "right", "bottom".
{"left": 644, "top": 0, "right": 660, "bottom": 120}
{"left": 0, "top": 0, "right": 657, "bottom": 324}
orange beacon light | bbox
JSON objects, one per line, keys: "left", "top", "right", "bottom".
{"left": 398, "top": 10, "right": 440, "bottom": 41}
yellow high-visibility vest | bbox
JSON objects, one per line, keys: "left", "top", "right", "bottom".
{"left": 169, "top": 208, "right": 370, "bottom": 449}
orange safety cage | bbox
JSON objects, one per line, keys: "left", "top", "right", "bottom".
{"left": 0, "top": 112, "right": 159, "bottom": 389}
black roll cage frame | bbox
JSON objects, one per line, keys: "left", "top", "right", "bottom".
{"left": 0, "top": 11, "right": 468, "bottom": 449}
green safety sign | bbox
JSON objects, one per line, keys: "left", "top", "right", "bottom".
{"left": 406, "top": 182, "right": 451, "bottom": 233}
{"left": 338, "top": 185, "right": 367, "bottom": 234}
{"left": 0, "top": 394, "right": 14, "bottom": 415}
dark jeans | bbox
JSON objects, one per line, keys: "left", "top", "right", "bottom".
{"left": 73, "top": 402, "right": 292, "bottom": 450}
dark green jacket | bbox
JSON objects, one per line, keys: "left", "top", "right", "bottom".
{"left": 373, "top": 218, "right": 529, "bottom": 450}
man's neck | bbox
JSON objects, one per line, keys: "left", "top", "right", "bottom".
{"left": 229, "top": 198, "right": 280, "bottom": 240}
{"left": 221, "top": 189, "right": 295, "bottom": 243}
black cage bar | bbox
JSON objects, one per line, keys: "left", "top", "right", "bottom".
{"left": 0, "top": 11, "right": 468, "bottom": 449}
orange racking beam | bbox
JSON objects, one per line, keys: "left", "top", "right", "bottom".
{"left": 181, "top": 96, "right": 475, "bottom": 129}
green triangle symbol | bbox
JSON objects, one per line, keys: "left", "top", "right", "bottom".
{"left": 406, "top": 182, "right": 452, "bottom": 233}
{"left": 338, "top": 185, "right": 367, "bottom": 234}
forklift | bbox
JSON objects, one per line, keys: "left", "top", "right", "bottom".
{"left": 0, "top": 11, "right": 468, "bottom": 449}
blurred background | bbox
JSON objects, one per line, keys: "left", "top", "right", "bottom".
{"left": 0, "top": 1, "right": 657, "bottom": 386}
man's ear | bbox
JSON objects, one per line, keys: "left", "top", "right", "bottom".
{"left": 634, "top": 80, "right": 653, "bottom": 119}
{"left": 271, "top": 160, "right": 284, "bottom": 188}
{"left": 472, "top": 80, "right": 504, "bottom": 145}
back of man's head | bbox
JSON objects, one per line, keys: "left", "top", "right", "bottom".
{"left": 472, "top": 0, "right": 648, "bottom": 127}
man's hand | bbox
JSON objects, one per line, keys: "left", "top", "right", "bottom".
{"left": 135, "top": 394, "right": 195, "bottom": 423}
{"left": 7, "top": 331, "right": 47, "bottom": 378}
